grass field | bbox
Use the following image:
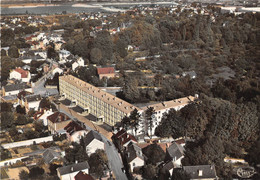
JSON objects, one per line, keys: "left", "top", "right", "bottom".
{"left": 0, "top": 168, "right": 9, "bottom": 179}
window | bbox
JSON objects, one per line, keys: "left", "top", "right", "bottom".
{"left": 133, "top": 163, "right": 135, "bottom": 167}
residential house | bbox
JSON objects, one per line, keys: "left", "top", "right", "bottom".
{"left": 164, "top": 142, "right": 185, "bottom": 167}
{"left": 183, "top": 165, "right": 218, "bottom": 180}
{"left": 72, "top": 57, "right": 85, "bottom": 71}
{"left": 21, "top": 94, "right": 42, "bottom": 112}
{"left": 52, "top": 67, "right": 63, "bottom": 76}
{"left": 9, "top": 67, "right": 31, "bottom": 82}
{"left": 96, "top": 67, "right": 115, "bottom": 80}
{"left": 113, "top": 129, "right": 137, "bottom": 150}
{"left": 42, "top": 148, "right": 62, "bottom": 164}
{"left": 64, "top": 121, "right": 88, "bottom": 143}
{"left": 57, "top": 162, "right": 90, "bottom": 180}
{"left": 47, "top": 112, "right": 71, "bottom": 134}
{"left": 2, "top": 82, "right": 32, "bottom": 96}
{"left": 126, "top": 142, "right": 145, "bottom": 172}
{"left": 83, "top": 130, "right": 104, "bottom": 155}
{"left": 34, "top": 108, "right": 54, "bottom": 126}
{"left": 74, "top": 171, "right": 94, "bottom": 180}
{"left": 17, "top": 90, "right": 33, "bottom": 106}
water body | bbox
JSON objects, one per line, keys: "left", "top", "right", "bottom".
{"left": 1, "top": 5, "right": 105, "bottom": 15}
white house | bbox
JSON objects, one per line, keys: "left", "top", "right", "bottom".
{"left": 165, "top": 142, "right": 185, "bottom": 168}
{"left": 34, "top": 108, "right": 54, "bottom": 126}
{"left": 52, "top": 67, "right": 63, "bottom": 76}
{"left": 57, "top": 162, "right": 90, "bottom": 180}
{"left": 126, "top": 142, "right": 145, "bottom": 172}
{"left": 72, "top": 57, "right": 85, "bottom": 71}
{"left": 2, "top": 83, "right": 32, "bottom": 96}
{"left": 64, "top": 121, "right": 88, "bottom": 143}
{"left": 83, "top": 130, "right": 104, "bottom": 155}
{"left": 59, "top": 49, "right": 71, "bottom": 60}
{"left": 9, "top": 67, "right": 31, "bottom": 82}
{"left": 140, "top": 96, "right": 196, "bottom": 135}
{"left": 20, "top": 94, "right": 42, "bottom": 112}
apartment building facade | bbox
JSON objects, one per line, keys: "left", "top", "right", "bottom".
{"left": 59, "top": 75, "right": 140, "bottom": 126}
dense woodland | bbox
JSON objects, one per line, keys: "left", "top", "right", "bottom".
{"left": 1, "top": 5, "right": 260, "bottom": 179}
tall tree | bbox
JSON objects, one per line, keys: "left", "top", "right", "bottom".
{"left": 129, "top": 108, "right": 141, "bottom": 135}
{"left": 145, "top": 107, "right": 155, "bottom": 136}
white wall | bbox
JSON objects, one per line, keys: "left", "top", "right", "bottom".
{"left": 2, "top": 136, "right": 53, "bottom": 149}
{"left": 70, "top": 130, "right": 88, "bottom": 143}
{"left": 86, "top": 139, "right": 104, "bottom": 155}
{"left": 129, "top": 157, "right": 144, "bottom": 172}
{"left": 28, "top": 101, "right": 41, "bottom": 111}
{"left": 0, "top": 156, "right": 29, "bottom": 167}
{"left": 10, "top": 71, "right": 21, "bottom": 80}
{"left": 38, "top": 110, "right": 54, "bottom": 126}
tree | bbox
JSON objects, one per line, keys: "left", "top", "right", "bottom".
{"left": 1, "top": 49, "right": 7, "bottom": 56}
{"left": 1, "top": 102, "right": 13, "bottom": 112}
{"left": 47, "top": 42, "right": 59, "bottom": 60}
{"left": 8, "top": 46, "right": 19, "bottom": 58}
{"left": 19, "top": 170, "right": 29, "bottom": 180}
{"left": 49, "top": 163, "right": 62, "bottom": 175}
{"left": 121, "top": 116, "right": 131, "bottom": 130}
{"left": 29, "top": 167, "right": 44, "bottom": 178}
{"left": 171, "top": 168, "right": 190, "bottom": 180}
{"left": 90, "top": 48, "right": 102, "bottom": 64}
{"left": 142, "top": 143, "right": 165, "bottom": 165}
{"left": 129, "top": 108, "right": 141, "bottom": 135}
{"left": 16, "top": 114, "right": 29, "bottom": 125}
{"left": 145, "top": 107, "right": 155, "bottom": 136}
{"left": 64, "top": 143, "right": 88, "bottom": 165}
{"left": 246, "top": 140, "right": 260, "bottom": 167}
{"left": 16, "top": 105, "right": 26, "bottom": 114}
{"left": 93, "top": 31, "right": 113, "bottom": 62}
{"left": 89, "top": 149, "right": 108, "bottom": 178}
{"left": 142, "top": 164, "right": 157, "bottom": 179}
{"left": 1, "top": 112, "right": 14, "bottom": 130}
{"left": 0, "top": 149, "right": 11, "bottom": 161}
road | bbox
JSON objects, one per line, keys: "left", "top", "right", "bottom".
{"left": 56, "top": 103, "right": 128, "bottom": 180}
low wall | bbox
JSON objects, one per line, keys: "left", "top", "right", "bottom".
{"left": 1, "top": 136, "right": 53, "bottom": 149}
{"left": 0, "top": 156, "right": 29, "bottom": 167}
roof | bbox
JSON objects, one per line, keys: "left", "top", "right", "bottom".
{"left": 17, "top": 90, "right": 33, "bottom": 100}
{"left": 141, "top": 96, "right": 195, "bottom": 112}
{"left": 74, "top": 171, "right": 95, "bottom": 180}
{"left": 3, "top": 82, "right": 31, "bottom": 92}
{"left": 64, "top": 121, "right": 85, "bottom": 135}
{"left": 183, "top": 165, "right": 217, "bottom": 179}
{"left": 83, "top": 130, "right": 103, "bottom": 147}
{"left": 57, "top": 162, "right": 90, "bottom": 176}
{"left": 166, "top": 142, "right": 184, "bottom": 160}
{"left": 59, "top": 75, "right": 140, "bottom": 114}
{"left": 126, "top": 142, "right": 144, "bottom": 163}
{"left": 114, "top": 129, "right": 127, "bottom": 139}
{"left": 13, "top": 67, "right": 29, "bottom": 78}
{"left": 97, "top": 67, "right": 115, "bottom": 75}
{"left": 42, "top": 149, "right": 61, "bottom": 164}
{"left": 163, "top": 161, "right": 175, "bottom": 171}
{"left": 47, "top": 112, "right": 71, "bottom": 123}
{"left": 25, "top": 94, "right": 41, "bottom": 102}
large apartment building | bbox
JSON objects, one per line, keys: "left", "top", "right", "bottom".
{"left": 59, "top": 75, "right": 140, "bottom": 126}
{"left": 59, "top": 75, "right": 196, "bottom": 134}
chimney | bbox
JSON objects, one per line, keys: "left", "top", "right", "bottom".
{"left": 198, "top": 170, "right": 203, "bottom": 176}
{"left": 75, "top": 160, "right": 78, "bottom": 164}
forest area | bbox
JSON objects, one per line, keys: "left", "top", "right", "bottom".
{"left": 57, "top": 8, "right": 259, "bottom": 179}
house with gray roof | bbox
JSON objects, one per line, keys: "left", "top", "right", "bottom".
{"left": 83, "top": 130, "right": 104, "bottom": 155}
{"left": 126, "top": 142, "right": 145, "bottom": 172}
{"left": 183, "top": 165, "right": 218, "bottom": 180}
{"left": 57, "top": 161, "right": 90, "bottom": 180}
{"left": 2, "top": 82, "right": 32, "bottom": 96}
{"left": 165, "top": 142, "right": 185, "bottom": 167}
{"left": 43, "top": 148, "right": 62, "bottom": 164}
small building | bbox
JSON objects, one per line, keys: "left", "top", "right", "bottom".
{"left": 83, "top": 130, "right": 104, "bottom": 155}
{"left": 113, "top": 129, "right": 137, "bottom": 150}
{"left": 164, "top": 142, "right": 184, "bottom": 167}
{"left": 23, "top": 94, "right": 42, "bottom": 112}
{"left": 43, "top": 148, "right": 62, "bottom": 164}
{"left": 9, "top": 67, "right": 31, "bottom": 83}
{"left": 74, "top": 171, "right": 95, "bottom": 180}
{"left": 47, "top": 112, "right": 71, "bottom": 134}
{"left": 97, "top": 67, "right": 115, "bottom": 80}
{"left": 2, "top": 82, "right": 32, "bottom": 96}
{"left": 57, "top": 162, "right": 90, "bottom": 180}
{"left": 34, "top": 108, "right": 54, "bottom": 126}
{"left": 52, "top": 67, "right": 63, "bottom": 76}
{"left": 64, "top": 121, "right": 88, "bottom": 143}
{"left": 72, "top": 57, "right": 85, "bottom": 71}
{"left": 126, "top": 142, "right": 145, "bottom": 172}
{"left": 183, "top": 165, "right": 218, "bottom": 180}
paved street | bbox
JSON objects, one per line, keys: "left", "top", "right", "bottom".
{"left": 56, "top": 103, "right": 127, "bottom": 180}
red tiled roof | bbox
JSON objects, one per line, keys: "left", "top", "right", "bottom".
{"left": 47, "top": 112, "right": 70, "bottom": 123}
{"left": 97, "top": 67, "right": 115, "bottom": 75}
{"left": 122, "top": 134, "right": 137, "bottom": 145}
{"left": 114, "top": 129, "right": 127, "bottom": 139}
{"left": 14, "top": 68, "right": 29, "bottom": 78}
{"left": 64, "top": 121, "right": 84, "bottom": 135}
{"left": 75, "top": 171, "right": 94, "bottom": 180}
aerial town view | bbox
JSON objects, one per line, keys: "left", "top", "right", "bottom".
{"left": 0, "top": 0, "right": 259, "bottom": 179}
